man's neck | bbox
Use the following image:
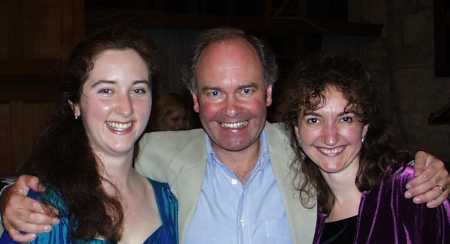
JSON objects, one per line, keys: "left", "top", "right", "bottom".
{"left": 212, "top": 142, "right": 261, "bottom": 183}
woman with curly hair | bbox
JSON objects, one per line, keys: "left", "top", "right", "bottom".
{"left": 285, "top": 55, "right": 449, "bottom": 243}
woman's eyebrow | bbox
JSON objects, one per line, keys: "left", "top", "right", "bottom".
{"left": 90, "top": 80, "right": 115, "bottom": 88}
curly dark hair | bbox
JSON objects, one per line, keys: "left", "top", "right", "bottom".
{"left": 285, "top": 55, "right": 408, "bottom": 213}
{"left": 183, "top": 27, "right": 278, "bottom": 91}
{"left": 20, "top": 27, "right": 154, "bottom": 241}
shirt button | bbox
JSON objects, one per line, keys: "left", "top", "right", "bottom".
{"left": 231, "top": 178, "right": 238, "bottom": 185}
{"left": 240, "top": 218, "right": 245, "bottom": 226}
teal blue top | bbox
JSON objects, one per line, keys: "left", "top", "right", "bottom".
{"left": 0, "top": 179, "right": 178, "bottom": 244}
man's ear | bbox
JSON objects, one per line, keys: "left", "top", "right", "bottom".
{"left": 191, "top": 91, "right": 200, "bottom": 113}
{"left": 265, "top": 85, "right": 273, "bottom": 107}
{"left": 68, "top": 100, "right": 81, "bottom": 119}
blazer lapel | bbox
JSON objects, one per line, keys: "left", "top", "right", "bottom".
{"left": 171, "top": 133, "right": 208, "bottom": 244}
{"left": 266, "top": 123, "right": 317, "bottom": 244}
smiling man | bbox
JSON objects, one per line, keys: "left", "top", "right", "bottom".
{"left": 136, "top": 28, "right": 450, "bottom": 244}
{"left": 2, "top": 28, "right": 450, "bottom": 244}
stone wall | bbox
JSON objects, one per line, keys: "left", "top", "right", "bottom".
{"left": 385, "top": 0, "right": 450, "bottom": 161}
{"left": 339, "top": 0, "right": 450, "bottom": 161}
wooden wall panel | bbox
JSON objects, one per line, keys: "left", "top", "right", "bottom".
{"left": 0, "top": 0, "right": 82, "bottom": 176}
{"left": 5, "top": 0, "right": 24, "bottom": 60}
{"left": 62, "top": 0, "right": 85, "bottom": 59}
{"left": 0, "top": 1, "right": 9, "bottom": 59}
{"left": 11, "top": 102, "right": 55, "bottom": 171}
{"left": 0, "top": 104, "right": 12, "bottom": 177}
{"left": 0, "top": 0, "right": 84, "bottom": 80}
{"left": 23, "top": 0, "right": 63, "bottom": 59}
{"left": 0, "top": 101, "right": 55, "bottom": 177}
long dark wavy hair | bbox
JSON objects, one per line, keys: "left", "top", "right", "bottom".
{"left": 19, "top": 27, "right": 154, "bottom": 240}
{"left": 285, "top": 55, "right": 409, "bottom": 213}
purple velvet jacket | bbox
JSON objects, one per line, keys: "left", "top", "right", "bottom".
{"left": 313, "top": 166, "right": 450, "bottom": 244}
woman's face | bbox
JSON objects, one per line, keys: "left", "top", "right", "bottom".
{"left": 73, "top": 49, "right": 151, "bottom": 159}
{"left": 295, "top": 86, "right": 368, "bottom": 175}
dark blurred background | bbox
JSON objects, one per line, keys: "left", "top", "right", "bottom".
{"left": 0, "top": 0, "right": 448, "bottom": 176}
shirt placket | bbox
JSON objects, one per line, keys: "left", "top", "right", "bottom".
{"left": 236, "top": 184, "right": 246, "bottom": 244}
{"left": 236, "top": 166, "right": 262, "bottom": 244}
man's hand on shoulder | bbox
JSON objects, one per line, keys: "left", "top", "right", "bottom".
{"left": 1, "top": 175, "right": 59, "bottom": 242}
{"left": 405, "top": 151, "right": 449, "bottom": 208}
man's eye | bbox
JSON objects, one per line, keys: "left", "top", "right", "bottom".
{"left": 241, "top": 87, "right": 255, "bottom": 96}
{"left": 206, "top": 90, "right": 221, "bottom": 97}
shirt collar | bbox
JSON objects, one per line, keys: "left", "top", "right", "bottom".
{"left": 205, "top": 129, "right": 270, "bottom": 173}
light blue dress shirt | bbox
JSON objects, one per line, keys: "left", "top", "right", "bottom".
{"left": 185, "top": 131, "right": 293, "bottom": 244}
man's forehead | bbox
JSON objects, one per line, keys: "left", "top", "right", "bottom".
{"left": 197, "top": 41, "right": 261, "bottom": 71}
{"left": 201, "top": 38, "right": 260, "bottom": 62}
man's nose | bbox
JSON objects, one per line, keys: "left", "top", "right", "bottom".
{"left": 224, "top": 96, "right": 239, "bottom": 117}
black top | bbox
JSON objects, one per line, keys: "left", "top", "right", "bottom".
{"left": 320, "top": 215, "right": 357, "bottom": 244}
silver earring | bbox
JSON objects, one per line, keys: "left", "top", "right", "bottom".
{"left": 75, "top": 113, "right": 80, "bottom": 120}
{"left": 361, "top": 137, "right": 365, "bottom": 143}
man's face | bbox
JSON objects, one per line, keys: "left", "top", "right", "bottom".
{"left": 192, "top": 38, "right": 272, "bottom": 155}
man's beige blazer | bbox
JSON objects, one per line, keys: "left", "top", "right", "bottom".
{"left": 136, "top": 122, "right": 316, "bottom": 244}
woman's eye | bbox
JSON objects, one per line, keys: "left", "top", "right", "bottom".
{"left": 133, "top": 88, "right": 147, "bottom": 94}
{"left": 306, "top": 117, "right": 319, "bottom": 124}
{"left": 98, "top": 88, "right": 113, "bottom": 95}
{"left": 341, "top": 116, "right": 353, "bottom": 123}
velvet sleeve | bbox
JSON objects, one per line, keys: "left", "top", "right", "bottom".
{"left": 355, "top": 165, "right": 450, "bottom": 243}
{"left": 395, "top": 166, "right": 450, "bottom": 243}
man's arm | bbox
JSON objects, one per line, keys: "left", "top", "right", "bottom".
{"left": 0, "top": 175, "right": 58, "bottom": 243}
{"left": 2, "top": 151, "right": 449, "bottom": 242}
{"left": 406, "top": 151, "right": 450, "bottom": 208}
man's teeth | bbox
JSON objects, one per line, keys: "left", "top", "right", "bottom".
{"left": 106, "top": 121, "right": 132, "bottom": 131}
{"left": 220, "top": 121, "right": 248, "bottom": 129}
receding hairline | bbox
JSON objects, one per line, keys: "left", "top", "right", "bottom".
{"left": 195, "top": 37, "right": 264, "bottom": 74}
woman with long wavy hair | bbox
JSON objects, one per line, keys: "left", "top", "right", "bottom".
{"left": 0, "top": 28, "right": 177, "bottom": 243}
